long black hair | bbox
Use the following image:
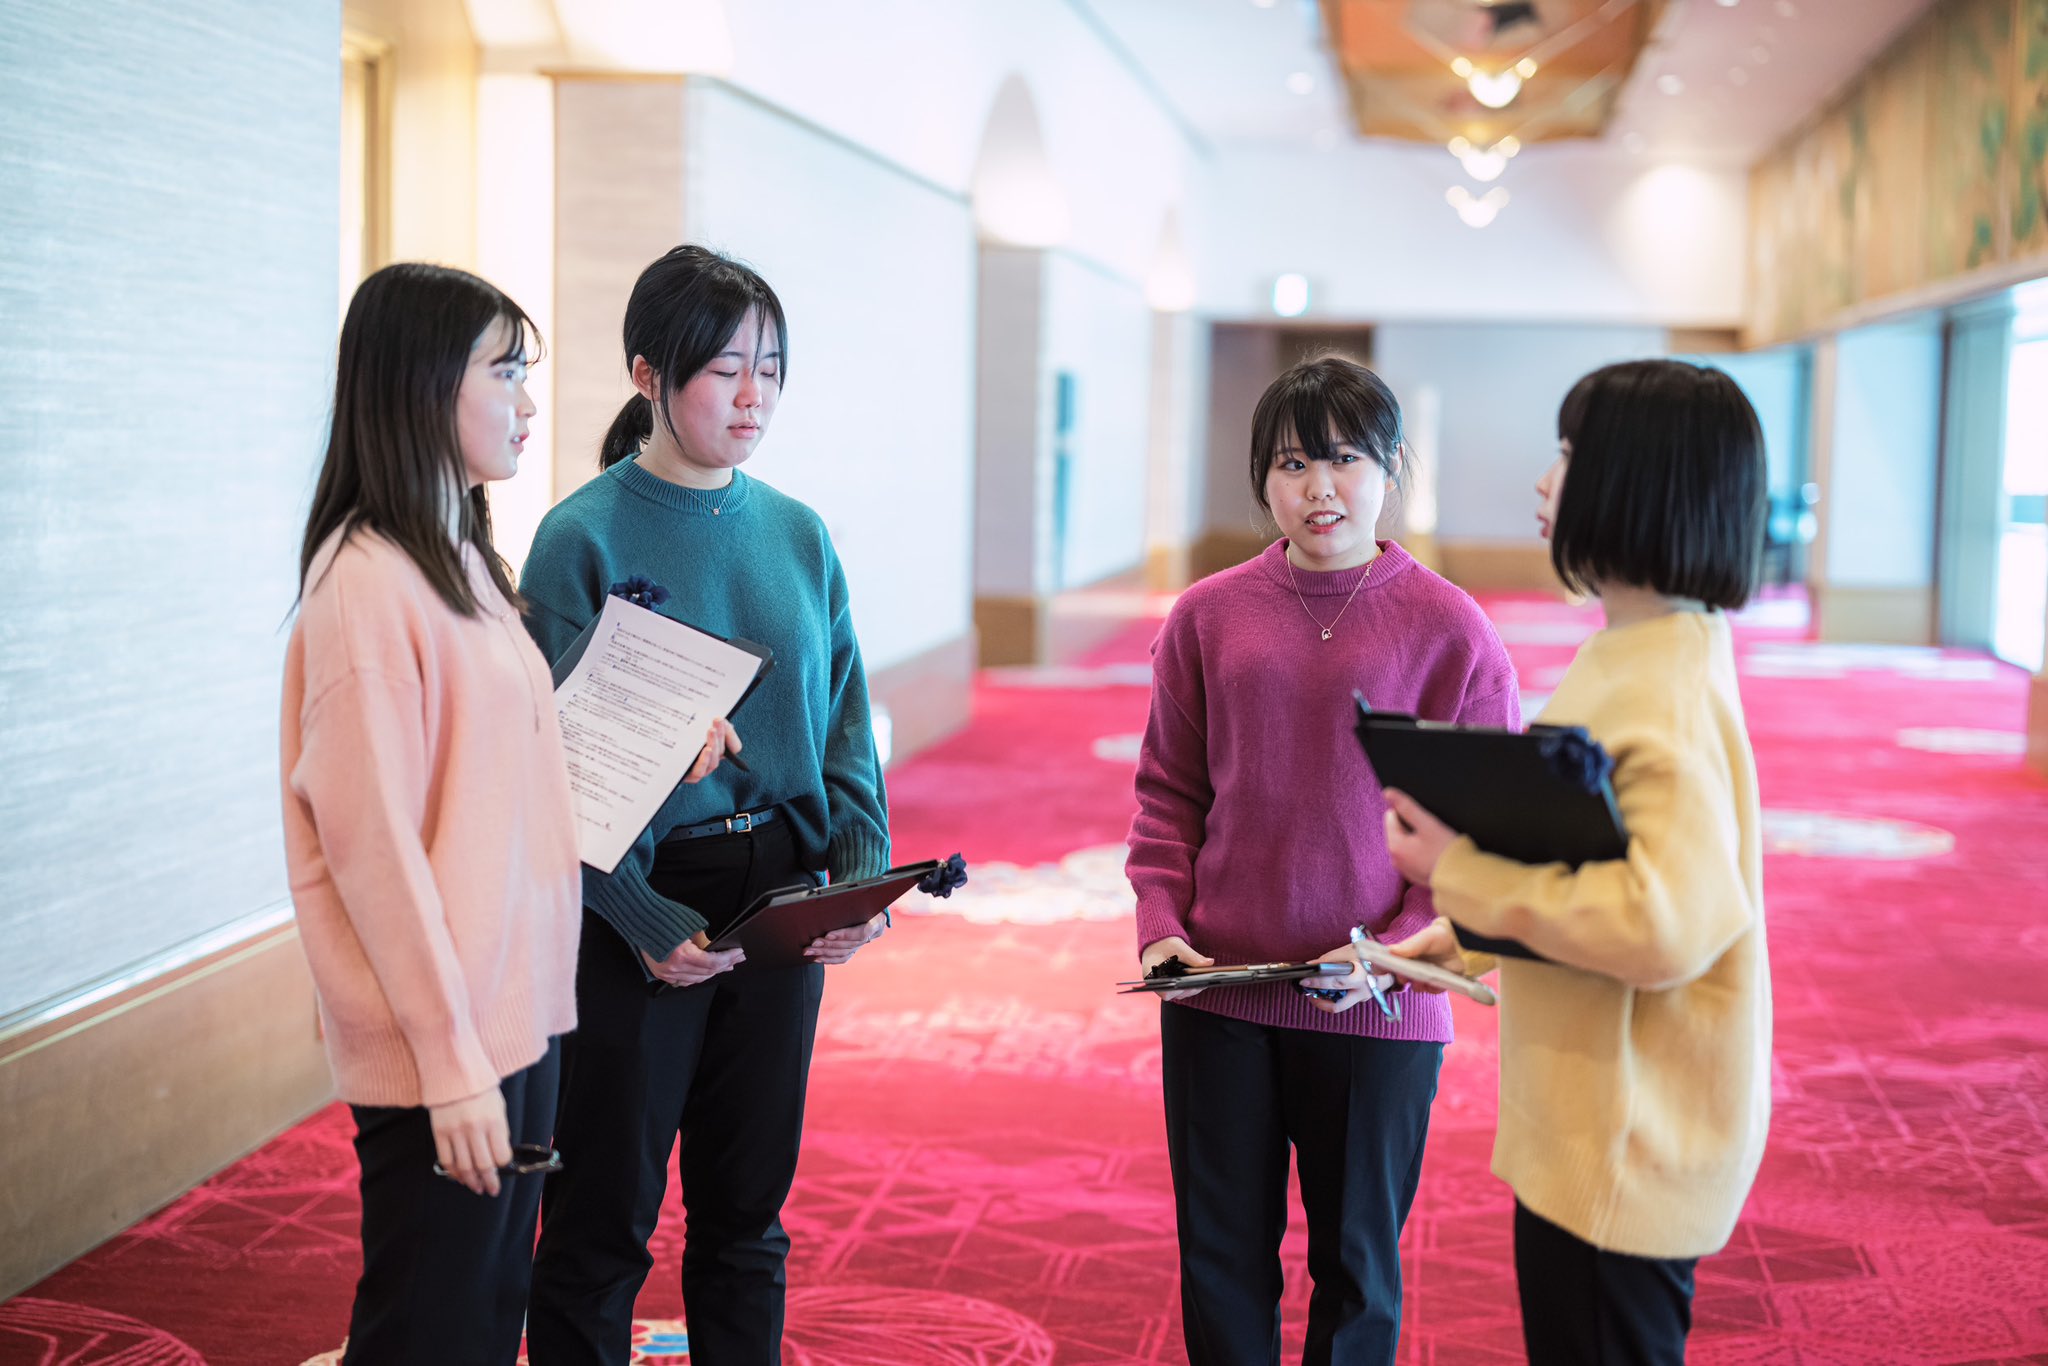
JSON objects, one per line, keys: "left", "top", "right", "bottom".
{"left": 1248, "top": 354, "right": 1405, "bottom": 513}
{"left": 300, "top": 262, "right": 539, "bottom": 617}
{"left": 599, "top": 245, "right": 789, "bottom": 469}
{"left": 1550, "top": 360, "right": 1766, "bottom": 609}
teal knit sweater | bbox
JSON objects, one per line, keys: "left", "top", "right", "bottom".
{"left": 519, "top": 458, "right": 892, "bottom": 959}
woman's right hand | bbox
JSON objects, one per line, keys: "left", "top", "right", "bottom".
{"left": 641, "top": 931, "right": 744, "bottom": 988}
{"left": 682, "top": 718, "right": 741, "bottom": 784}
{"left": 428, "top": 1085, "right": 512, "bottom": 1197}
{"left": 1140, "top": 936, "right": 1214, "bottom": 1003}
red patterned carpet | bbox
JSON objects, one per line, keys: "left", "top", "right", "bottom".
{"left": 9, "top": 589, "right": 2048, "bottom": 1365}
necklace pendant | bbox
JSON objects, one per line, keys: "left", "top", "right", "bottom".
{"left": 712, "top": 507, "right": 720, "bottom": 516}
{"left": 1320, "top": 628, "right": 1333, "bottom": 641}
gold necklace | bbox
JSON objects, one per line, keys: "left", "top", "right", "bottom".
{"left": 1286, "top": 551, "right": 1373, "bottom": 641}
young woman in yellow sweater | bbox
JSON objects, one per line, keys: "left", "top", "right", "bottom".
{"left": 1382, "top": 359, "right": 1772, "bottom": 1365}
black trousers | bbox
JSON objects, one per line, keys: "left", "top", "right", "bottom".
{"left": 1515, "top": 1201, "right": 1698, "bottom": 1366}
{"left": 1160, "top": 1003, "right": 1443, "bottom": 1366}
{"left": 527, "top": 821, "right": 823, "bottom": 1365}
{"left": 342, "top": 1038, "right": 562, "bottom": 1366}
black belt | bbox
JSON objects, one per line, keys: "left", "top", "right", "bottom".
{"left": 666, "top": 806, "right": 780, "bottom": 841}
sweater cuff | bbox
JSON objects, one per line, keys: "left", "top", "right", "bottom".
{"left": 1431, "top": 837, "right": 1522, "bottom": 938}
{"left": 584, "top": 865, "right": 708, "bottom": 960}
{"left": 1134, "top": 897, "right": 1192, "bottom": 956}
{"left": 828, "top": 827, "right": 893, "bottom": 884}
{"left": 409, "top": 1026, "right": 503, "bottom": 1109}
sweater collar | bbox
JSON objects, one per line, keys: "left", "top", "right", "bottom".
{"left": 609, "top": 456, "right": 753, "bottom": 519}
{"left": 1258, "top": 537, "right": 1413, "bottom": 597}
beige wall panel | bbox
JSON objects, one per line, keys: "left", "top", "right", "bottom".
{"left": 0, "top": 928, "right": 333, "bottom": 1299}
{"left": 554, "top": 78, "right": 688, "bottom": 499}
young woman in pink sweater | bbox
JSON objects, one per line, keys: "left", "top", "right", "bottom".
{"left": 1127, "top": 355, "right": 1519, "bottom": 1364}
{"left": 281, "top": 263, "right": 730, "bottom": 1365}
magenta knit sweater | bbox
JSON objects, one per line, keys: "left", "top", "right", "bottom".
{"left": 1127, "top": 539, "right": 1520, "bottom": 1041}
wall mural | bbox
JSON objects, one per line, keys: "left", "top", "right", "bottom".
{"left": 1749, "top": 0, "right": 2048, "bottom": 345}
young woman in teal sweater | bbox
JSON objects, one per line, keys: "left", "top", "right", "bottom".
{"left": 520, "top": 246, "right": 892, "bottom": 1363}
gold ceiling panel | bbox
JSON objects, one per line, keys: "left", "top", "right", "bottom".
{"left": 1321, "top": 0, "right": 1666, "bottom": 145}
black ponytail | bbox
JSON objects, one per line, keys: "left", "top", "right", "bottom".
{"left": 599, "top": 244, "right": 788, "bottom": 470}
{"left": 599, "top": 394, "right": 656, "bottom": 470}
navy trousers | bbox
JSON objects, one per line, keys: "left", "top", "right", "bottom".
{"left": 1160, "top": 1003, "right": 1442, "bottom": 1366}
{"left": 342, "top": 1038, "right": 561, "bottom": 1366}
{"left": 527, "top": 821, "right": 823, "bottom": 1365}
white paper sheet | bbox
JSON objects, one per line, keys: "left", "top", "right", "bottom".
{"left": 552, "top": 595, "right": 760, "bottom": 873}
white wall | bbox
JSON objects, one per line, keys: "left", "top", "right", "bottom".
{"left": 1824, "top": 318, "right": 1944, "bottom": 589}
{"left": 1196, "top": 142, "right": 1747, "bottom": 326}
{"left": 714, "top": 1, "right": 1197, "bottom": 284}
{"left": 1373, "top": 323, "right": 1667, "bottom": 540}
{"left": 1044, "top": 254, "right": 1154, "bottom": 589}
{"left": 681, "top": 80, "right": 977, "bottom": 670}
{"left": 0, "top": 0, "right": 338, "bottom": 1018}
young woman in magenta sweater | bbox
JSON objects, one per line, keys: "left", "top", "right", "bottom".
{"left": 1127, "top": 355, "right": 1519, "bottom": 1364}
{"left": 520, "top": 246, "right": 891, "bottom": 1364}
{"left": 281, "top": 264, "right": 728, "bottom": 1365}
{"left": 1385, "top": 360, "right": 1773, "bottom": 1365}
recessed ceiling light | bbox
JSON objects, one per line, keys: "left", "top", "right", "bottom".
{"left": 1729, "top": 66, "right": 1750, "bottom": 85}
{"left": 1714, "top": 0, "right": 1739, "bottom": 7}
{"left": 1775, "top": 0, "right": 1797, "bottom": 15}
{"left": 1287, "top": 70, "right": 1315, "bottom": 95}
{"left": 1657, "top": 73, "right": 1685, "bottom": 95}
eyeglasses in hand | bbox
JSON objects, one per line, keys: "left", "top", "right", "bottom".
{"left": 432, "top": 1144, "right": 563, "bottom": 1179}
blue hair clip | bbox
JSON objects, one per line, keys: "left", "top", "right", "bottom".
{"left": 1535, "top": 727, "right": 1615, "bottom": 793}
{"left": 608, "top": 576, "right": 671, "bottom": 611}
{"left": 917, "top": 853, "right": 969, "bottom": 899}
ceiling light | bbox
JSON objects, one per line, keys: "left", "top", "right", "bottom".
{"left": 1714, "top": 0, "right": 1739, "bottom": 6}
{"left": 1657, "top": 73, "right": 1685, "bottom": 95}
{"left": 1516, "top": 58, "right": 1538, "bottom": 78}
{"left": 1776, "top": 0, "right": 1798, "bottom": 15}
{"left": 1272, "top": 273, "right": 1310, "bottom": 318}
{"left": 1450, "top": 56, "right": 1474, "bottom": 78}
{"left": 1729, "top": 66, "right": 1750, "bottom": 85}
{"left": 1750, "top": 44, "right": 1771, "bottom": 63}
{"left": 1287, "top": 70, "right": 1315, "bottom": 95}
{"left": 1468, "top": 69, "right": 1522, "bottom": 108}
{"left": 1446, "top": 185, "right": 1509, "bottom": 228}
{"left": 1448, "top": 137, "right": 1509, "bottom": 181}
{"left": 1251, "top": 0, "right": 1278, "bottom": 7}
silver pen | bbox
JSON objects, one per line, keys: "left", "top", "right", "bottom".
{"left": 1350, "top": 924, "right": 1401, "bottom": 1022}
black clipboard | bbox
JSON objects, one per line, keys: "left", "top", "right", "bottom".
{"left": 1116, "top": 961, "right": 1352, "bottom": 995}
{"left": 706, "top": 860, "right": 941, "bottom": 968}
{"left": 548, "top": 600, "right": 775, "bottom": 716}
{"left": 1354, "top": 696, "right": 1629, "bottom": 961}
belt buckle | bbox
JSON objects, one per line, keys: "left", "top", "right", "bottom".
{"left": 725, "top": 812, "right": 754, "bottom": 834}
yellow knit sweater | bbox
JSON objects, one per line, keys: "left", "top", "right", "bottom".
{"left": 1431, "top": 609, "right": 1771, "bottom": 1260}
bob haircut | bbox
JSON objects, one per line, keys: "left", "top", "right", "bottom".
{"left": 600, "top": 245, "right": 788, "bottom": 469}
{"left": 1550, "top": 359, "right": 1767, "bottom": 609}
{"left": 1248, "top": 354, "right": 1404, "bottom": 513}
{"left": 300, "top": 261, "right": 540, "bottom": 617}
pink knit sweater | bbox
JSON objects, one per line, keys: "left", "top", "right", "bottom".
{"left": 1128, "top": 540, "right": 1520, "bottom": 1041}
{"left": 281, "top": 530, "right": 581, "bottom": 1108}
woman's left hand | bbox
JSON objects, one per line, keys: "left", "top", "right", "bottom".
{"left": 1383, "top": 787, "right": 1460, "bottom": 885}
{"left": 806, "top": 911, "right": 887, "bottom": 965}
